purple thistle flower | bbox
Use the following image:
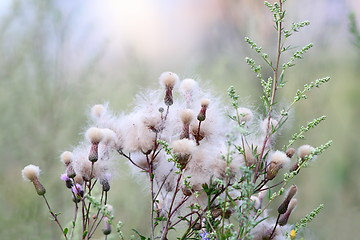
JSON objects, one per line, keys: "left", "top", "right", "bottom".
{"left": 72, "top": 183, "right": 84, "bottom": 197}
{"left": 60, "top": 173, "right": 70, "bottom": 181}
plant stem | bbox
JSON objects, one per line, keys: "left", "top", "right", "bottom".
{"left": 42, "top": 195, "right": 69, "bottom": 240}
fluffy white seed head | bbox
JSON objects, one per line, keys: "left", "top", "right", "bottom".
{"left": 172, "top": 139, "right": 196, "bottom": 154}
{"left": 91, "top": 104, "right": 107, "bottom": 119}
{"left": 60, "top": 151, "right": 74, "bottom": 166}
{"left": 297, "top": 144, "right": 315, "bottom": 159}
{"left": 159, "top": 72, "right": 179, "bottom": 88}
{"left": 180, "top": 78, "right": 198, "bottom": 92}
{"left": 269, "top": 150, "right": 291, "bottom": 168}
{"left": 237, "top": 107, "right": 254, "bottom": 123}
{"left": 101, "top": 128, "right": 116, "bottom": 145}
{"left": 86, "top": 127, "right": 104, "bottom": 144}
{"left": 261, "top": 118, "right": 279, "bottom": 133}
{"left": 180, "top": 109, "right": 194, "bottom": 125}
{"left": 22, "top": 164, "right": 41, "bottom": 182}
{"left": 200, "top": 98, "right": 210, "bottom": 108}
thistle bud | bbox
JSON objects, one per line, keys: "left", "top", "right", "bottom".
{"left": 192, "top": 222, "right": 201, "bottom": 230}
{"left": 66, "top": 164, "right": 76, "bottom": 178}
{"left": 32, "top": 178, "right": 46, "bottom": 196}
{"left": 278, "top": 185, "right": 297, "bottom": 214}
{"left": 100, "top": 179, "right": 111, "bottom": 192}
{"left": 197, "top": 99, "right": 210, "bottom": 121}
{"left": 279, "top": 199, "right": 297, "bottom": 226}
{"left": 102, "top": 217, "right": 111, "bottom": 235}
{"left": 285, "top": 148, "right": 296, "bottom": 158}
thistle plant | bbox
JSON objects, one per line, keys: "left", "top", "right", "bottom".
{"left": 21, "top": 1, "right": 331, "bottom": 239}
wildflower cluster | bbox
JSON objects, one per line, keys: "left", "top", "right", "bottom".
{"left": 21, "top": 0, "right": 331, "bottom": 239}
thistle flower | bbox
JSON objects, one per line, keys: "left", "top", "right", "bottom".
{"left": 86, "top": 127, "right": 104, "bottom": 162}
{"left": 101, "top": 128, "right": 116, "bottom": 146}
{"left": 261, "top": 118, "right": 279, "bottom": 134}
{"left": 60, "top": 151, "right": 74, "bottom": 166}
{"left": 237, "top": 107, "right": 254, "bottom": 123}
{"left": 285, "top": 148, "right": 296, "bottom": 158}
{"left": 197, "top": 99, "right": 210, "bottom": 121}
{"left": 60, "top": 173, "right": 73, "bottom": 188}
{"left": 297, "top": 144, "right": 315, "bottom": 159}
{"left": 91, "top": 104, "right": 107, "bottom": 119}
{"left": 72, "top": 183, "right": 84, "bottom": 197}
{"left": 180, "top": 78, "right": 199, "bottom": 108}
{"left": 172, "top": 139, "right": 196, "bottom": 169}
{"left": 22, "top": 165, "right": 46, "bottom": 196}
{"left": 22, "top": 164, "right": 40, "bottom": 182}
{"left": 266, "top": 151, "right": 290, "bottom": 180}
{"left": 180, "top": 109, "right": 194, "bottom": 139}
{"left": 159, "top": 72, "right": 179, "bottom": 106}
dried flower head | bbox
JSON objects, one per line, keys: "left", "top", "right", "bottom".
{"left": 297, "top": 144, "right": 315, "bottom": 159}
{"left": 159, "top": 71, "right": 179, "bottom": 89}
{"left": 22, "top": 164, "right": 41, "bottom": 182}
{"left": 22, "top": 164, "right": 46, "bottom": 195}
{"left": 101, "top": 128, "right": 116, "bottom": 145}
{"left": 237, "top": 107, "right": 254, "bottom": 123}
{"left": 172, "top": 139, "right": 196, "bottom": 155}
{"left": 197, "top": 99, "right": 210, "bottom": 122}
{"left": 172, "top": 139, "right": 196, "bottom": 169}
{"left": 60, "top": 151, "right": 74, "bottom": 166}
{"left": 200, "top": 98, "right": 210, "bottom": 108}
{"left": 91, "top": 104, "right": 107, "bottom": 119}
{"left": 180, "top": 109, "right": 194, "bottom": 125}
{"left": 86, "top": 127, "right": 104, "bottom": 144}
{"left": 285, "top": 148, "right": 296, "bottom": 158}
{"left": 266, "top": 151, "right": 290, "bottom": 180}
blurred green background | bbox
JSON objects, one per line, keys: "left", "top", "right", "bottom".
{"left": 0, "top": 0, "right": 359, "bottom": 239}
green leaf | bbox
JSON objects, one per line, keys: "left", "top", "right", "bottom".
{"left": 63, "top": 228, "right": 68, "bottom": 236}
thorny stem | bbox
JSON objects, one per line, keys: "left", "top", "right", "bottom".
{"left": 254, "top": 0, "right": 284, "bottom": 184}
{"left": 42, "top": 195, "right": 68, "bottom": 240}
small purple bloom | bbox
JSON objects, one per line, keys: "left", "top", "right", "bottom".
{"left": 200, "top": 232, "right": 210, "bottom": 240}
{"left": 72, "top": 183, "right": 83, "bottom": 197}
{"left": 60, "top": 173, "right": 70, "bottom": 181}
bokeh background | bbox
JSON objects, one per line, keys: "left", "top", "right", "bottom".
{"left": 1, "top": 0, "right": 359, "bottom": 239}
